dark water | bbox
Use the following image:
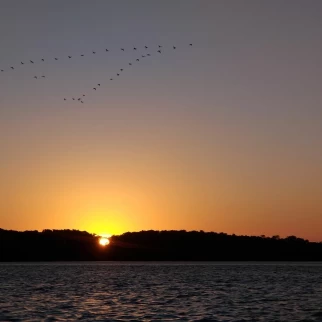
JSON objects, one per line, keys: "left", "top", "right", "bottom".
{"left": 1, "top": 262, "right": 322, "bottom": 321}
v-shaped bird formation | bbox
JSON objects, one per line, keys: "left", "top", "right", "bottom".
{"left": 1, "top": 44, "right": 193, "bottom": 104}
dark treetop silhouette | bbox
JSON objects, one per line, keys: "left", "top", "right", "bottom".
{"left": 0, "top": 229, "right": 321, "bottom": 261}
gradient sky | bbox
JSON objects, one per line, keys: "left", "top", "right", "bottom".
{"left": 0, "top": 0, "right": 321, "bottom": 241}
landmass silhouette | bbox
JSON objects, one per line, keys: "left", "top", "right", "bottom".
{"left": 1, "top": 229, "right": 321, "bottom": 261}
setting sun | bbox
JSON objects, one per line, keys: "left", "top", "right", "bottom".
{"left": 99, "top": 237, "right": 110, "bottom": 246}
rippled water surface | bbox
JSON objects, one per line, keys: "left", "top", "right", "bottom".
{"left": 1, "top": 262, "right": 322, "bottom": 321}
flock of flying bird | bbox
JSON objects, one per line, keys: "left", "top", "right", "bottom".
{"left": 1, "top": 44, "right": 193, "bottom": 104}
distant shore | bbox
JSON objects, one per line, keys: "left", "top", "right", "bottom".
{"left": 1, "top": 229, "right": 321, "bottom": 261}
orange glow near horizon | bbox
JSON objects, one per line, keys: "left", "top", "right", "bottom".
{"left": 99, "top": 233, "right": 112, "bottom": 238}
{"left": 1, "top": 97, "right": 322, "bottom": 243}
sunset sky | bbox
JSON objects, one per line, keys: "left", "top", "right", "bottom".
{"left": 0, "top": 1, "right": 321, "bottom": 241}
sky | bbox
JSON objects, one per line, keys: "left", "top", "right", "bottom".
{"left": 0, "top": 0, "right": 321, "bottom": 241}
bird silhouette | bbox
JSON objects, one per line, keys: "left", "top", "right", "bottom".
{"left": 10, "top": 67, "right": 14, "bottom": 70}
{"left": 72, "top": 98, "right": 75, "bottom": 100}
{"left": 1, "top": 70, "right": 4, "bottom": 72}
{"left": 81, "top": 101, "right": 84, "bottom": 103}
{"left": 189, "top": 43, "right": 192, "bottom": 46}
{"left": 18, "top": 42, "right": 187, "bottom": 102}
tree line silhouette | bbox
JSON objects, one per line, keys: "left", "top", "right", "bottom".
{"left": 0, "top": 228, "right": 321, "bottom": 261}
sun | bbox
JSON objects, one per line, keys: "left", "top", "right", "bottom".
{"left": 99, "top": 237, "right": 110, "bottom": 246}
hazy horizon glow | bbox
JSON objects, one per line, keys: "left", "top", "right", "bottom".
{"left": 0, "top": 1, "right": 321, "bottom": 241}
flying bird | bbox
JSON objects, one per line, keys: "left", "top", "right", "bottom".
{"left": 120, "top": 69, "right": 123, "bottom": 71}
{"left": 136, "top": 59, "right": 139, "bottom": 61}
{"left": 121, "top": 48, "right": 125, "bottom": 51}
{"left": 173, "top": 46, "right": 176, "bottom": 49}
{"left": 81, "top": 101, "right": 84, "bottom": 104}
{"left": 34, "top": 76, "right": 37, "bottom": 79}
{"left": 30, "top": 60, "right": 34, "bottom": 63}
{"left": 158, "top": 45, "right": 162, "bottom": 48}
{"left": 83, "top": 95, "right": 85, "bottom": 97}
{"left": 98, "top": 84, "right": 101, "bottom": 86}
{"left": 189, "top": 44, "right": 192, "bottom": 46}
{"left": 142, "top": 55, "right": 145, "bottom": 58}
{"left": 117, "top": 73, "right": 120, "bottom": 76}
{"left": 93, "top": 88, "right": 96, "bottom": 90}
{"left": 41, "top": 76, "right": 45, "bottom": 78}
{"left": 72, "top": 98, "right": 75, "bottom": 100}
{"left": 133, "top": 47, "right": 137, "bottom": 50}
{"left": 147, "top": 54, "right": 151, "bottom": 56}
{"left": 129, "top": 63, "right": 132, "bottom": 65}
{"left": 81, "top": 55, "right": 84, "bottom": 57}
{"left": 41, "top": 59, "right": 45, "bottom": 61}
{"left": 105, "top": 49, "right": 109, "bottom": 52}
{"left": 55, "top": 58, "right": 58, "bottom": 60}
{"left": 64, "top": 98, "right": 66, "bottom": 101}
{"left": 68, "top": 56, "right": 72, "bottom": 58}
{"left": 78, "top": 98, "right": 81, "bottom": 101}
{"left": 10, "top": 67, "right": 14, "bottom": 70}
{"left": 21, "top": 62, "right": 24, "bottom": 65}
{"left": 157, "top": 50, "right": 161, "bottom": 53}
{"left": 1, "top": 70, "right": 4, "bottom": 72}
{"left": 110, "top": 78, "right": 113, "bottom": 80}
{"left": 92, "top": 51, "right": 96, "bottom": 54}
{"left": 145, "top": 46, "right": 148, "bottom": 49}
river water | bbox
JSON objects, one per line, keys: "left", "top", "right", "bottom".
{"left": 0, "top": 262, "right": 322, "bottom": 321}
